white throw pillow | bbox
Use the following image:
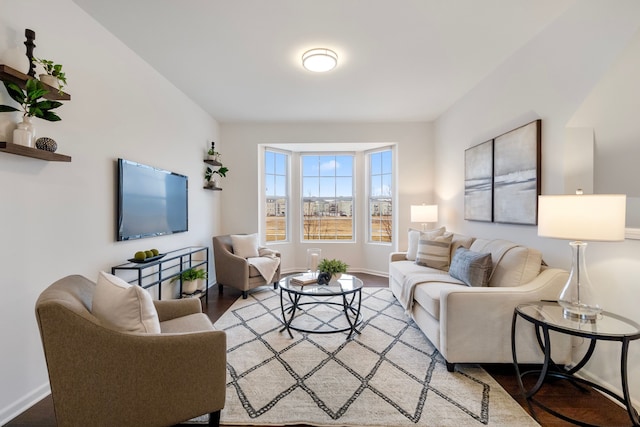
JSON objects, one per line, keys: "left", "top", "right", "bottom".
{"left": 406, "top": 227, "right": 445, "bottom": 261}
{"left": 231, "top": 233, "right": 260, "bottom": 258}
{"left": 92, "top": 271, "right": 161, "bottom": 333}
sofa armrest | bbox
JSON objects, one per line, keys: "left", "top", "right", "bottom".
{"left": 153, "top": 298, "right": 202, "bottom": 322}
{"left": 438, "top": 267, "right": 571, "bottom": 364}
{"left": 390, "top": 252, "right": 408, "bottom": 263}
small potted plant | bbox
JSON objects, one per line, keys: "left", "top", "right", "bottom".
{"left": 317, "top": 258, "right": 348, "bottom": 281}
{"left": 205, "top": 165, "right": 229, "bottom": 188}
{"left": 207, "top": 142, "right": 221, "bottom": 161}
{"left": 171, "top": 268, "right": 207, "bottom": 294}
{"left": 32, "top": 57, "right": 67, "bottom": 93}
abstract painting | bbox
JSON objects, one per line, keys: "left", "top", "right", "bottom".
{"left": 493, "top": 120, "right": 541, "bottom": 225}
{"left": 464, "top": 139, "right": 493, "bottom": 222}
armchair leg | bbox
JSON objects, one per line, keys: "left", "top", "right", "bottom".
{"left": 273, "top": 282, "right": 278, "bottom": 289}
{"left": 218, "top": 283, "right": 223, "bottom": 294}
{"left": 242, "top": 291, "right": 248, "bottom": 299}
{"left": 446, "top": 362, "right": 455, "bottom": 372}
{"left": 208, "top": 410, "right": 221, "bottom": 426}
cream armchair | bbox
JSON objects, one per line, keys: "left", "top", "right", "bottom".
{"left": 213, "top": 234, "right": 281, "bottom": 299}
{"left": 35, "top": 275, "right": 226, "bottom": 427}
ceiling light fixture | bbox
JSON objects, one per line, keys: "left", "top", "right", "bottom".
{"left": 302, "top": 48, "right": 338, "bottom": 72}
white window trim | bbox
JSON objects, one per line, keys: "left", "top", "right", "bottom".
{"left": 366, "top": 146, "right": 395, "bottom": 245}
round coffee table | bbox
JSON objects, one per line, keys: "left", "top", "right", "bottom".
{"left": 278, "top": 273, "right": 363, "bottom": 339}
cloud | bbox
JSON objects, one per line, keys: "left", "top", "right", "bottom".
{"left": 320, "top": 159, "right": 339, "bottom": 171}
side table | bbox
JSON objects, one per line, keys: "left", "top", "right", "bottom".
{"left": 512, "top": 301, "right": 640, "bottom": 426}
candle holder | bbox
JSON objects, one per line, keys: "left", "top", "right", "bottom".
{"left": 306, "top": 248, "right": 322, "bottom": 278}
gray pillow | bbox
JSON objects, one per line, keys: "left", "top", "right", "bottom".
{"left": 449, "top": 247, "right": 493, "bottom": 287}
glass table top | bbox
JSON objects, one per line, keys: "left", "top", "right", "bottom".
{"left": 517, "top": 301, "right": 640, "bottom": 339}
{"left": 279, "top": 273, "right": 363, "bottom": 296}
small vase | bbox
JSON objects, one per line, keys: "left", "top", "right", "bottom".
{"left": 13, "top": 117, "right": 34, "bottom": 147}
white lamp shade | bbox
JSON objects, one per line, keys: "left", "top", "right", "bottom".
{"left": 538, "top": 194, "right": 626, "bottom": 241}
{"left": 411, "top": 205, "right": 438, "bottom": 223}
{"left": 302, "top": 48, "right": 338, "bottom": 72}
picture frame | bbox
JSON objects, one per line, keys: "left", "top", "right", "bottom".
{"left": 493, "top": 119, "right": 541, "bottom": 225}
{"left": 464, "top": 139, "right": 493, "bottom": 222}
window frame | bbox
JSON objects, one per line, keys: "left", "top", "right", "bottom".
{"left": 367, "top": 147, "right": 394, "bottom": 244}
{"left": 264, "top": 148, "right": 290, "bottom": 243}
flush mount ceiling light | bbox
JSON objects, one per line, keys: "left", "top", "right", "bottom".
{"left": 302, "top": 48, "right": 338, "bottom": 72}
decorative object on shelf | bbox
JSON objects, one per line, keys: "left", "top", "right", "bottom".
{"left": 410, "top": 204, "right": 438, "bottom": 231}
{"left": 25, "top": 29, "right": 36, "bottom": 77}
{"left": 306, "top": 248, "right": 321, "bottom": 278}
{"left": 207, "top": 141, "right": 221, "bottom": 161}
{"left": 35, "top": 136, "right": 57, "bottom": 152}
{"left": 128, "top": 248, "right": 163, "bottom": 263}
{"left": 13, "top": 116, "right": 33, "bottom": 147}
{"left": 32, "top": 57, "right": 67, "bottom": 93}
{"left": 171, "top": 268, "right": 208, "bottom": 295}
{"left": 204, "top": 164, "right": 229, "bottom": 188}
{"left": 317, "top": 258, "right": 348, "bottom": 282}
{"left": 538, "top": 191, "right": 626, "bottom": 321}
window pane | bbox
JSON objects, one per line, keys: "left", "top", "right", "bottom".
{"left": 319, "top": 156, "right": 336, "bottom": 177}
{"left": 302, "top": 156, "right": 319, "bottom": 176}
{"left": 303, "top": 177, "right": 319, "bottom": 197}
{"left": 319, "top": 177, "right": 335, "bottom": 197}
{"left": 266, "top": 198, "right": 287, "bottom": 242}
{"left": 381, "top": 150, "right": 392, "bottom": 174}
{"left": 371, "top": 174, "right": 382, "bottom": 197}
{"left": 370, "top": 199, "right": 392, "bottom": 242}
{"left": 265, "top": 151, "right": 274, "bottom": 174}
{"left": 265, "top": 175, "right": 275, "bottom": 196}
{"left": 371, "top": 152, "right": 381, "bottom": 175}
{"left": 336, "top": 177, "right": 352, "bottom": 197}
{"left": 368, "top": 149, "right": 393, "bottom": 243}
{"left": 275, "top": 153, "right": 286, "bottom": 175}
{"left": 381, "top": 174, "right": 392, "bottom": 196}
{"left": 274, "top": 175, "right": 286, "bottom": 197}
{"left": 335, "top": 155, "right": 353, "bottom": 176}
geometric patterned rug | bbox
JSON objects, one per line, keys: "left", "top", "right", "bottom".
{"left": 201, "top": 287, "right": 538, "bottom": 426}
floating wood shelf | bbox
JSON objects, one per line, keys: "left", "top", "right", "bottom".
{"left": 204, "top": 159, "right": 222, "bottom": 166}
{"left": 203, "top": 186, "right": 222, "bottom": 191}
{"left": 0, "top": 142, "right": 71, "bottom": 162}
{"left": 0, "top": 64, "right": 71, "bottom": 101}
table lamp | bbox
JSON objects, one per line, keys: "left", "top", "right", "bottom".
{"left": 411, "top": 204, "right": 438, "bottom": 231}
{"left": 538, "top": 192, "right": 626, "bottom": 321}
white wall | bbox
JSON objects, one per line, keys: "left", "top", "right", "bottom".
{"left": 220, "top": 122, "right": 433, "bottom": 275}
{"left": 434, "top": 0, "right": 640, "bottom": 408}
{"left": 0, "top": 1, "right": 221, "bottom": 423}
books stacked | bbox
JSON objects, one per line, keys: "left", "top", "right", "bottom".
{"left": 290, "top": 273, "right": 318, "bottom": 286}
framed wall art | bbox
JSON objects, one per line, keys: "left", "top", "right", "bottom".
{"left": 492, "top": 119, "right": 541, "bottom": 225}
{"left": 464, "top": 139, "right": 493, "bottom": 222}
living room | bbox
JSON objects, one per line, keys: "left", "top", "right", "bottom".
{"left": 1, "top": 1, "right": 640, "bottom": 426}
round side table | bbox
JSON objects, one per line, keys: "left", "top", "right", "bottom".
{"left": 512, "top": 301, "right": 640, "bottom": 426}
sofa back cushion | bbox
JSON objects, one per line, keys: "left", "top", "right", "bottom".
{"left": 406, "top": 227, "right": 445, "bottom": 261}
{"left": 469, "top": 239, "right": 542, "bottom": 287}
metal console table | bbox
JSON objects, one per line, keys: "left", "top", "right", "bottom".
{"left": 512, "top": 301, "right": 640, "bottom": 426}
{"left": 111, "top": 246, "right": 209, "bottom": 301}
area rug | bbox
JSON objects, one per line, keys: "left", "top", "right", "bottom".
{"left": 201, "top": 287, "right": 538, "bottom": 426}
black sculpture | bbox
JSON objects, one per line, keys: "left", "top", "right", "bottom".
{"left": 316, "top": 272, "right": 331, "bottom": 285}
{"left": 25, "top": 29, "right": 36, "bottom": 77}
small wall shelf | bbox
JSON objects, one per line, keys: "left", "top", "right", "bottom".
{"left": 204, "top": 159, "right": 222, "bottom": 167}
{"left": 203, "top": 186, "right": 222, "bottom": 191}
{"left": 0, "top": 64, "right": 71, "bottom": 101}
{"left": 0, "top": 142, "right": 71, "bottom": 162}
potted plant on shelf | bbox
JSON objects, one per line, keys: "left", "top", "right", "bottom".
{"left": 171, "top": 268, "right": 207, "bottom": 294}
{"left": 207, "top": 141, "right": 221, "bottom": 161}
{"left": 205, "top": 165, "right": 229, "bottom": 188}
{"left": 318, "top": 258, "right": 348, "bottom": 281}
{"left": 0, "top": 79, "right": 63, "bottom": 147}
{"left": 32, "top": 57, "right": 67, "bottom": 93}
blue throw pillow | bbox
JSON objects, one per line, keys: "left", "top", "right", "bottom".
{"left": 449, "top": 247, "right": 493, "bottom": 287}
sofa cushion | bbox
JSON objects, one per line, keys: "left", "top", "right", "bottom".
{"left": 389, "top": 260, "right": 449, "bottom": 287}
{"left": 449, "top": 248, "right": 493, "bottom": 287}
{"left": 450, "top": 234, "right": 475, "bottom": 260}
{"left": 415, "top": 233, "right": 453, "bottom": 270}
{"left": 231, "top": 233, "right": 259, "bottom": 258}
{"left": 406, "top": 227, "right": 445, "bottom": 261}
{"left": 160, "top": 313, "right": 215, "bottom": 333}
{"left": 92, "top": 272, "right": 161, "bottom": 333}
{"left": 413, "top": 281, "right": 466, "bottom": 320}
{"left": 469, "top": 239, "right": 542, "bottom": 287}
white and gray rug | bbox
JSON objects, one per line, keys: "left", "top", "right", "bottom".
{"left": 200, "top": 287, "right": 537, "bottom": 426}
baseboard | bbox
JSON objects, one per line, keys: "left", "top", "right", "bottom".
{"left": 574, "top": 368, "right": 640, "bottom": 413}
{"left": 0, "top": 382, "right": 50, "bottom": 426}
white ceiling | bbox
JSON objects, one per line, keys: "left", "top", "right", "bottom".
{"left": 72, "top": 0, "right": 574, "bottom": 123}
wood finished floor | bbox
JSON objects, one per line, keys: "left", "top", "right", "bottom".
{"left": 6, "top": 273, "right": 631, "bottom": 427}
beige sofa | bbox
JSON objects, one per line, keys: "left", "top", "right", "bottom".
{"left": 389, "top": 233, "right": 571, "bottom": 371}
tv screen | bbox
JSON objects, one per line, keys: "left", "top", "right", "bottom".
{"left": 117, "top": 158, "right": 188, "bottom": 241}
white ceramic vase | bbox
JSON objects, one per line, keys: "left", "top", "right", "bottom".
{"left": 13, "top": 116, "right": 35, "bottom": 147}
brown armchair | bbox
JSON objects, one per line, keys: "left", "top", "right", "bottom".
{"left": 213, "top": 235, "right": 281, "bottom": 299}
{"left": 35, "top": 275, "right": 226, "bottom": 427}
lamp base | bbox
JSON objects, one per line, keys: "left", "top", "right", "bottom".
{"left": 561, "top": 306, "right": 598, "bottom": 323}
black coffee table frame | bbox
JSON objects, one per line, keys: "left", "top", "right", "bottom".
{"left": 278, "top": 275, "right": 363, "bottom": 339}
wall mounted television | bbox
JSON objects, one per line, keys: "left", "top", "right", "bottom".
{"left": 117, "top": 158, "right": 188, "bottom": 241}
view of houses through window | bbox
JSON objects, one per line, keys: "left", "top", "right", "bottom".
{"left": 265, "top": 150, "right": 288, "bottom": 242}
{"left": 369, "top": 149, "right": 393, "bottom": 242}
{"left": 302, "top": 154, "right": 354, "bottom": 241}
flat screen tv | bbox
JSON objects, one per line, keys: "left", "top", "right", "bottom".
{"left": 117, "top": 158, "right": 188, "bottom": 241}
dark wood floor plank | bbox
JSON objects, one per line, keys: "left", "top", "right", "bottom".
{"left": 6, "top": 273, "right": 630, "bottom": 427}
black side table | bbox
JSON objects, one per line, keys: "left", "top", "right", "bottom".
{"left": 512, "top": 301, "right": 640, "bottom": 426}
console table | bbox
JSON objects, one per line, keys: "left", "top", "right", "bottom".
{"left": 111, "top": 246, "right": 209, "bottom": 301}
{"left": 512, "top": 301, "right": 640, "bottom": 426}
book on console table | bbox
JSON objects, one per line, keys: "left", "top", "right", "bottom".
{"left": 290, "top": 273, "right": 318, "bottom": 285}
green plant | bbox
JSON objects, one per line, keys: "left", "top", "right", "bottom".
{"left": 171, "top": 268, "right": 207, "bottom": 283}
{"left": 317, "top": 258, "right": 348, "bottom": 276}
{"left": 0, "top": 79, "right": 62, "bottom": 121}
{"left": 33, "top": 57, "right": 67, "bottom": 91}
